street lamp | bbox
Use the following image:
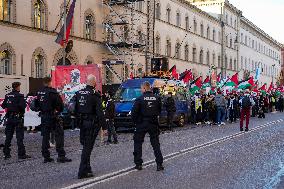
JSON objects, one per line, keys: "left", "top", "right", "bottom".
{"left": 272, "top": 64, "right": 276, "bottom": 84}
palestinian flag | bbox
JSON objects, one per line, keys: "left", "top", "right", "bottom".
{"left": 190, "top": 77, "right": 202, "bottom": 94}
{"left": 217, "top": 72, "right": 221, "bottom": 83}
{"left": 238, "top": 76, "right": 254, "bottom": 90}
{"left": 179, "top": 70, "right": 192, "bottom": 83}
{"left": 259, "top": 84, "right": 267, "bottom": 91}
{"left": 267, "top": 82, "right": 273, "bottom": 92}
{"left": 225, "top": 73, "right": 239, "bottom": 88}
{"left": 202, "top": 76, "right": 210, "bottom": 89}
{"left": 169, "top": 65, "right": 178, "bottom": 80}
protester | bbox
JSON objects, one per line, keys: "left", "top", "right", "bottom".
{"left": 227, "top": 93, "right": 238, "bottom": 123}
{"left": 215, "top": 89, "right": 226, "bottom": 126}
{"left": 165, "top": 92, "right": 176, "bottom": 131}
{"left": 239, "top": 90, "right": 255, "bottom": 132}
{"left": 105, "top": 91, "right": 118, "bottom": 144}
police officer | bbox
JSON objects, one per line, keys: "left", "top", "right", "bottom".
{"left": 74, "top": 75, "right": 106, "bottom": 179}
{"left": 131, "top": 81, "right": 164, "bottom": 171}
{"left": 165, "top": 92, "right": 176, "bottom": 131}
{"left": 2, "top": 82, "right": 31, "bottom": 160}
{"left": 36, "top": 77, "right": 71, "bottom": 163}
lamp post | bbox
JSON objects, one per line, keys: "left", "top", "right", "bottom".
{"left": 272, "top": 64, "right": 276, "bottom": 84}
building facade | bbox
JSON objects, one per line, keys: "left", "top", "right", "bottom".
{"left": 0, "top": 0, "right": 282, "bottom": 91}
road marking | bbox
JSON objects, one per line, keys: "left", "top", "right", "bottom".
{"left": 62, "top": 119, "right": 283, "bottom": 189}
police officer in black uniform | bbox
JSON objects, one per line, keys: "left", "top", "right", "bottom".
{"left": 2, "top": 82, "right": 31, "bottom": 160}
{"left": 131, "top": 81, "right": 164, "bottom": 171}
{"left": 36, "top": 77, "right": 71, "bottom": 163}
{"left": 74, "top": 74, "right": 106, "bottom": 179}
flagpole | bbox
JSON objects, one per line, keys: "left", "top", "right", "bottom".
{"left": 63, "top": 0, "right": 67, "bottom": 66}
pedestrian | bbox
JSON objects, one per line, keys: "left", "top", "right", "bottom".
{"left": 131, "top": 81, "right": 164, "bottom": 171}
{"left": 239, "top": 90, "right": 255, "bottom": 132}
{"left": 258, "top": 95, "right": 265, "bottom": 118}
{"left": 105, "top": 91, "right": 118, "bottom": 144}
{"left": 2, "top": 82, "right": 31, "bottom": 160}
{"left": 215, "top": 89, "right": 226, "bottom": 126}
{"left": 278, "top": 95, "right": 284, "bottom": 112}
{"left": 73, "top": 75, "right": 107, "bottom": 179}
{"left": 227, "top": 93, "right": 238, "bottom": 123}
{"left": 194, "top": 93, "right": 203, "bottom": 125}
{"left": 35, "top": 77, "right": 72, "bottom": 163}
{"left": 165, "top": 92, "right": 176, "bottom": 131}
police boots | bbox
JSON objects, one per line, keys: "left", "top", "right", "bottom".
{"left": 134, "top": 165, "right": 143, "bottom": 171}
{"left": 157, "top": 164, "right": 164, "bottom": 171}
{"left": 57, "top": 157, "right": 72, "bottom": 163}
{"left": 18, "top": 155, "right": 31, "bottom": 160}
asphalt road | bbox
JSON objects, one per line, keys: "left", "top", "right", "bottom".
{"left": 1, "top": 112, "right": 284, "bottom": 189}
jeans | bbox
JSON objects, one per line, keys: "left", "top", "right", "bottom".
{"left": 217, "top": 107, "right": 225, "bottom": 124}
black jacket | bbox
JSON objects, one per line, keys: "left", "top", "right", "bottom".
{"left": 2, "top": 90, "right": 26, "bottom": 115}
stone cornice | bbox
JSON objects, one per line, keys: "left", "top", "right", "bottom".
{"left": 0, "top": 20, "right": 104, "bottom": 46}
{"left": 240, "top": 17, "right": 282, "bottom": 50}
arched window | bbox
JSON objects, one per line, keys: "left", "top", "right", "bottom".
{"left": 185, "top": 16, "right": 189, "bottom": 31}
{"left": 230, "top": 37, "right": 232, "bottom": 48}
{"left": 137, "top": 30, "right": 143, "bottom": 44}
{"left": 0, "top": 50, "right": 11, "bottom": 75}
{"left": 212, "top": 53, "right": 216, "bottom": 66}
{"left": 166, "top": 7, "right": 171, "bottom": 23}
{"left": 199, "top": 49, "right": 203, "bottom": 64}
{"left": 175, "top": 42, "right": 181, "bottom": 59}
{"left": 156, "top": 3, "right": 161, "bottom": 19}
{"left": 166, "top": 39, "right": 171, "bottom": 57}
{"left": 184, "top": 44, "right": 189, "bottom": 61}
{"left": 33, "top": 0, "right": 46, "bottom": 29}
{"left": 192, "top": 47, "right": 197, "bottom": 63}
{"left": 212, "top": 29, "right": 216, "bottom": 41}
{"left": 193, "top": 19, "right": 197, "bottom": 33}
{"left": 155, "top": 35, "right": 160, "bottom": 55}
{"left": 0, "top": 0, "right": 11, "bottom": 21}
{"left": 123, "top": 25, "right": 129, "bottom": 41}
{"left": 218, "top": 56, "right": 221, "bottom": 68}
{"left": 206, "top": 26, "right": 210, "bottom": 39}
{"left": 176, "top": 11, "right": 180, "bottom": 27}
{"left": 200, "top": 24, "right": 204, "bottom": 37}
{"left": 206, "top": 51, "right": 210, "bottom": 65}
{"left": 34, "top": 54, "right": 44, "bottom": 78}
{"left": 85, "top": 14, "right": 95, "bottom": 40}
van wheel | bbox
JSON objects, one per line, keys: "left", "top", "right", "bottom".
{"left": 178, "top": 114, "right": 185, "bottom": 127}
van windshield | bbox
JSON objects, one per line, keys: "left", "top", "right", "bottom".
{"left": 114, "top": 88, "right": 142, "bottom": 101}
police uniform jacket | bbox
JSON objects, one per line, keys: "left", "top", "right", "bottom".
{"left": 1, "top": 90, "right": 26, "bottom": 116}
{"left": 131, "top": 91, "right": 162, "bottom": 126}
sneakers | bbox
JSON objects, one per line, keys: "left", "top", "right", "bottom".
{"left": 78, "top": 173, "right": 94, "bottom": 179}
{"left": 0, "top": 144, "right": 4, "bottom": 148}
{"left": 57, "top": 157, "right": 72, "bottom": 163}
{"left": 18, "top": 155, "right": 31, "bottom": 159}
{"left": 157, "top": 164, "right": 165, "bottom": 171}
{"left": 134, "top": 165, "right": 143, "bottom": 171}
{"left": 221, "top": 122, "right": 226, "bottom": 125}
{"left": 44, "top": 157, "right": 54, "bottom": 163}
{"left": 245, "top": 128, "right": 249, "bottom": 132}
{"left": 240, "top": 128, "right": 244, "bottom": 132}
{"left": 4, "top": 154, "right": 11, "bottom": 160}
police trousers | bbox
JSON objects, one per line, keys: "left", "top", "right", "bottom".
{"left": 41, "top": 114, "right": 66, "bottom": 159}
{"left": 133, "top": 122, "right": 163, "bottom": 166}
{"left": 3, "top": 118, "right": 26, "bottom": 157}
{"left": 78, "top": 120, "right": 100, "bottom": 176}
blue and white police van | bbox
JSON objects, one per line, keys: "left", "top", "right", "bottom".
{"left": 113, "top": 77, "right": 190, "bottom": 129}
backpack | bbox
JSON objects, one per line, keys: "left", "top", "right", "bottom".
{"left": 242, "top": 96, "right": 251, "bottom": 108}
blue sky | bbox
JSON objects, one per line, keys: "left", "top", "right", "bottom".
{"left": 229, "top": 0, "right": 284, "bottom": 44}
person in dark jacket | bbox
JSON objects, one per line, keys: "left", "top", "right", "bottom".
{"left": 165, "top": 92, "right": 176, "bottom": 131}
{"left": 36, "top": 77, "right": 72, "bottom": 163}
{"left": 105, "top": 91, "right": 118, "bottom": 144}
{"left": 131, "top": 81, "right": 164, "bottom": 171}
{"left": 2, "top": 82, "right": 31, "bottom": 160}
{"left": 258, "top": 95, "right": 266, "bottom": 118}
{"left": 227, "top": 94, "right": 238, "bottom": 123}
{"left": 278, "top": 95, "right": 284, "bottom": 112}
{"left": 74, "top": 75, "right": 107, "bottom": 179}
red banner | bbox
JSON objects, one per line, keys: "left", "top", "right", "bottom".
{"left": 51, "top": 65, "right": 102, "bottom": 103}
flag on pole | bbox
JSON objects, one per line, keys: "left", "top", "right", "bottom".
{"left": 169, "top": 65, "right": 178, "bottom": 79}
{"left": 190, "top": 77, "right": 202, "bottom": 94}
{"left": 267, "top": 82, "right": 273, "bottom": 92}
{"left": 238, "top": 76, "right": 254, "bottom": 90}
{"left": 202, "top": 76, "right": 210, "bottom": 89}
{"left": 179, "top": 70, "right": 192, "bottom": 83}
{"left": 225, "top": 73, "right": 239, "bottom": 88}
{"left": 55, "top": 0, "right": 77, "bottom": 46}
{"left": 259, "top": 84, "right": 267, "bottom": 91}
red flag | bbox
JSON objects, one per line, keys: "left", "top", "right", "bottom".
{"left": 248, "top": 76, "right": 254, "bottom": 86}
{"left": 195, "top": 77, "right": 203, "bottom": 88}
{"left": 203, "top": 76, "right": 210, "bottom": 83}
{"left": 230, "top": 73, "right": 239, "bottom": 86}
{"left": 130, "top": 72, "right": 134, "bottom": 79}
{"left": 169, "top": 65, "right": 178, "bottom": 79}
{"left": 56, "top": 0, "right": 77, "bottom": 46}
{"left": 259, "top": 84, "right": 267, "bottom": 91}
{"left": 217, "top": 72, "right": 221, "bottom": 83}
{"left": 183, "top": 70, "right": 193, "bottom": 83}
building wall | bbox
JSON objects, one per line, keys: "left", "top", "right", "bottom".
{"left": 0, "top": 0, "right": 282, "bottom": 91}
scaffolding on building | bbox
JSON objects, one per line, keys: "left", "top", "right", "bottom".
{"left": 102, "top": 0, "right": 155, "bottom": 83}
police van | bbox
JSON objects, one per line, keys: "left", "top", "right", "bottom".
{"left": 113, "top": 77, "right": 190, "bottom": 129}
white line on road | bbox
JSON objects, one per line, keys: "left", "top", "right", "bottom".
{"left": 62, "top": 120, "right": 282, "bottom": 189}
